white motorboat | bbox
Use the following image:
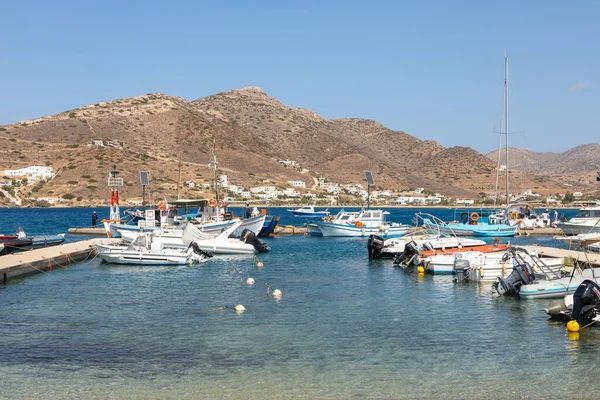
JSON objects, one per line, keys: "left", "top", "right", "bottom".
{"left": 119, "top": 221, "right": 269, "bottom": 255}
{"left": 518, "top": 268, "right": 600, "bottom": 299}
{"left": 492, "top": 247, "right": 600, "bottom": 299}
{"left": 556, "top": 206, "right": 600, "bottom": 236}
{"left": 318, "top": 209, "right": 409, "bottom": 238}
{"left": 554, "top": 232, "right": 600, "bottom": 251}
{"left": 422, "top": 246, "right": 567, "bottom": 283}
{"left": 182, "top": 221, "right": 268, "bottom": 254}
{"left": 96, "top": 233, "right": 210, "bottom": 265}
{"left": 288, "top": 206, "right": 330, "bottom": 218}
{"left": 545, "top": 280, "right": 600, "bottom": 327}
{"left": 368, "top": 231, "right": 488, "bottom": 259}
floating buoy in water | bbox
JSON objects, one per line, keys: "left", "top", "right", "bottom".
{"left": 255, "top": 256, "right": 263, "bottom": 268}
{"left": 246, "top": 277, "right": 255, "bottom": 285}
{"left": 567, "top": 320, "right": 580, "bottom": 332}
{"left": 266, "top": 283, "right": 282, "bottom": 297}
{"left": 234, "top": 304, "right": 246, "bottom": 312}
{"left": 417, "top": 266, "right": 425, "bottom": 274}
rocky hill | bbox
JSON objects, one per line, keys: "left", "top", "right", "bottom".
{"left": 0, "top": 87, "right": 574, "bottom": 206}
{"left": 486, "top": 145, "right": 600, "bottom": 189}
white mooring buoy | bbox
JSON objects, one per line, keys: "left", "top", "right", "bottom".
{"left": 234, "top": 304, "right": 246, "bottom": 312}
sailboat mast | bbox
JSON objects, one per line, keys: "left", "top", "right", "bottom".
{"left": 504, "top": 55, "right": 509, "bottom": 205}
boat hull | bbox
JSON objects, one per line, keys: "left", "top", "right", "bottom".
{"left": 319, "top": 223, "right": 409, "bottom": 238}
{"left": 106, "top": 215, "right": 265, "bottom": 238}
{"left": 556, "top": 222, "right": 600, "bottom": 236}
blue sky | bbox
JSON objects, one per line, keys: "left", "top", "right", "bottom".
{"left": 1, "top": 0, "right": 598, "bottom": 153}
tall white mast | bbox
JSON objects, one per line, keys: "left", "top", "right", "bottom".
{"left": 504, "top": 54, "right": 509, "bottom": 204}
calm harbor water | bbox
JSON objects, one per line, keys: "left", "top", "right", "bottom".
{"left": 1, "top": 207, "right": 598, "bottom": 399}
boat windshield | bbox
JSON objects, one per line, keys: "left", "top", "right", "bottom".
{"left": 575, "top": 209, "right": 600, "bottom": 218}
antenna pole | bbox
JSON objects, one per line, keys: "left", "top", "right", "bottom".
{"left": 504, "top": 54, "right": 509, "bottom": 205}
{"left": 212, "top": 139, "right": 219, "bottom": 209}
{"left": 177, "top": 148, "right": 182, "bottom": 201}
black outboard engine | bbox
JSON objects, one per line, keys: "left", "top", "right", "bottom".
{"left": 571, "top": 280, "right": 600, "bottom": 325}
{"left": 188, "top": 242, "right": 213, "bottom": 258}
{"left": 492, "top": 260, "right": 535, "bottom": 296}
{"left": 393, "top": 241, "right": 420, "bottom": 270}
{"left": 367, "top": 235, "right": 385, "bottom": 259}
{"left": 453, "top": 259, "right": 471, "bottom": 283}
{"left": 241, "top": 228, "right": 270, "bottom": 253}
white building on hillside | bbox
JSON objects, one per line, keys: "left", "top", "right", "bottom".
{"left": 219, "top": 175, "right": 228, "bottom": 188}
{"left": 288, "top": 180, "right": 306, "bottom": 188}
{"left": 4, "top": 166, "right": 55, "bottom": 181}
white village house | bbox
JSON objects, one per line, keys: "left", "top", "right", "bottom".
{"left": 4, "top": 166, "right": 55, "bottom": 181}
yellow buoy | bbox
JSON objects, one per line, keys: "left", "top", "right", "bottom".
{"left": 566, "top": 320, "right": 580, "bottom": 332}
{"left": 234, "top": 304, "right": 246, "bottom": 312}
{"left": 417, "top": 266, "right": 425, "bottom": 274}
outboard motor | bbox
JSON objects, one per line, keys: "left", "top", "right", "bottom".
{"left": 188, "top": 242, "right": 213, "bottom": 258}
{"left": 571, "top": 280, "right": 600, "bottom": 325}
{"left": 453, "top": 259, "right": 471, "bottom": 283}
{"left": 367, "top": 235, "right": 385, "bottom": 259}
{"left": 393, "top": 241, "right": 420, "bottom": 270}
{"left": 241, "top": 228, "right": 270, "bottom": 253}
{"left": 492, "top": 260, "right": 535, "bottom": 296}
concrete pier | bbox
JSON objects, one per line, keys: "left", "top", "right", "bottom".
{"left": 0, "top": 238, "right": 121, "bottom": 283}
{"left": 516, "top": 227, "right": 563, "bottom": 236}
{"left": 273, "top": 225, "right": 309, "bottom": 235}
{"left": 526, "top": 244, "right": 600, "bottom": 266}
{"left": 68, "top": 227, "right": 107, "bottom": 236}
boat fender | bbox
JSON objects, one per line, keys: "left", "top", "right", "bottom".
{"left": 567, "top": 320, "right": 580, "bottom": 332}
{"left": 378, "top": 225, "right": 383, "bottom": 231}
{"left": 502, "top": 262, "right": 507, "bottom": 275}
{"left": 479, "top": 266, "right": 484, "bottom": 278}
{"left": 417, "top": 265, "right": 425, "bottom": 274}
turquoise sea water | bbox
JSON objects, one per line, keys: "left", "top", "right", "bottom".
{"left": 1, "top": 207, "right": 599, "bottom": 399}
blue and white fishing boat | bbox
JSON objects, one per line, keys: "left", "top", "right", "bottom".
{"left": 288, "top": 206, "right": 330, "bottom": 218}
{"left": 307, "top": 209, "right": 360, "bottom": 236}
{"left": 420, "top": 211, "right": 518, "bottom": 237}
{"left": 318, "top": 209, "right": 409, "bottom": 238}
